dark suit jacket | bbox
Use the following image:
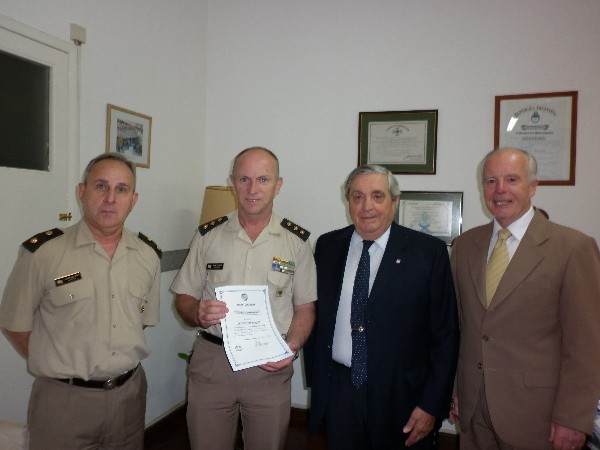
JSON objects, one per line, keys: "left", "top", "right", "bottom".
{"left": 305, "top": 223, "right": 459, "bottom": 447}
{"left": 451, "top": 211, "right": 600, "bottom": 448}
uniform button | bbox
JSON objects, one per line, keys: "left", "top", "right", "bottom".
{"left": 113, "top": 324, "right": 117, "bottom": 328}
{"left": 112, "top": 352, "right": 116, "bottom": 356}
{"left": 478, "top": 363, "right": 483, "bottom": 369}
{"left": 482, "top": 335, "right": 490, "bottom": 342}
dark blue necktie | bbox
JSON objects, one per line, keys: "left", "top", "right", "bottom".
{"left": 351, "top": 240, "right": 374, "bottom": 388}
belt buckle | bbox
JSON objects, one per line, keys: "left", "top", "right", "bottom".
{"left": 103, "top": 376, "right": 118, "bottom": 390}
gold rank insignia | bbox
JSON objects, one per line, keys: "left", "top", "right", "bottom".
{"left": 138, "top": 232, "right": 162, "bottom": 259}
{"left": 199, "top": 216, "right": 229, "bottom": 236}
{"left": 22, "top": 228, "right": 64, "bottom": 253}
{"left": 280, "top": 218, "right": 310, "bottom": 241}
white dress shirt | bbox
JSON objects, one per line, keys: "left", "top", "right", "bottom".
{"left": 332, "top": 227, "right": 391, "bottom": 367}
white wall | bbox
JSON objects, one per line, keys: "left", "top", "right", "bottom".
{"left": 2, "top": 0, "right": 600, "bottom": 434}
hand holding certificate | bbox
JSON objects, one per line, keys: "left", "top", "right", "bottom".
{"left": 216, "top": 285, "right": 293, "bottom": 371}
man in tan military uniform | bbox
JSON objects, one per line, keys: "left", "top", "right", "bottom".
{"left": 172, "top": 147, "right": 317, "bottom": 450}
{"left": 0, "top": 153, "right": 161, "bottom": 450}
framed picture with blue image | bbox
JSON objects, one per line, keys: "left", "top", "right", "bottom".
{"left": 106, "top": 104, "right": 152, "bottom": 168}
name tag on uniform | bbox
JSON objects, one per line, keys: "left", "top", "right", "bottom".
{"left": 207, "top": 263, "right": 224, "bottom": 270}
{"left": 54, "top": 272, "right": 82, "bottom": 286}
{"left": 272, "top": 257, "right": 295, "bottom": 275}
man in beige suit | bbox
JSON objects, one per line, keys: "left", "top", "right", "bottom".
{"left": 450, "top": 147, "right": 600, "bottom": 450}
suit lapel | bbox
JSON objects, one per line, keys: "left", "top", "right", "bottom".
{"left": 368, "top": 224, "right": 409, "bottom": 304}
{"left": 468, "top": 224, "right": 493, "bottom": 309}
{"left": 491, "top": 214, "right": 549, "bottom": 307}
{"left": 327, "top": 227, "right": 353, "bottom": 307}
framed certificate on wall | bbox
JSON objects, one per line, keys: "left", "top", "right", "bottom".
{"left": 359, "top": 110, "right": 438, "bottom": 174}
{"left": 494, "top": 91, "right": 577, "bottom": 185}
{"left": 396, "top": 191, "right": 463, "bottom": 245}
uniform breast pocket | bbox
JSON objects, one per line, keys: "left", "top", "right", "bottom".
{"left": 129, "top": 279, "right": 150, "bottom": 302}
{"left": 45, "top": 279, "right": 94, "bottom": 326}
{"left": 127, "top": 279, "right": 151, "bottom": 323}
{"left": 267, "top": 271, "right": 293, "bottom": 302}
{"left": 205, "top": 272, "right": 231, "bottom": 299}
{"left": 48, "top": 279, "right": 94, "bottom": 306}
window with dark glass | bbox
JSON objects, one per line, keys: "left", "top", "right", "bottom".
{"left": 0, "top": 49, "right": 50, "bottom": 171}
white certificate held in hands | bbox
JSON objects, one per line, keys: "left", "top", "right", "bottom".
{"left": 216, "top": 285, "right": 293, "bottom": 371}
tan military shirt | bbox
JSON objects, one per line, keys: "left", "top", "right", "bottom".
{"left": 0, "top": 221, "right": 161, "bottom": 379}
{"left": 171, "top": 212, "right": 317, "bottom": 337}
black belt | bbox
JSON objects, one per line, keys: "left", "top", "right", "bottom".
{"left": 57, "top": 365, "right": 138, "bottom": 390}
{"left": 200, "top": 331, "right": 223, "bottom": 346}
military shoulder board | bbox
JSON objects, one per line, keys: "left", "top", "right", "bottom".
{"left": 138, "top": 232, "right": 162, "bottom": 259}
{"left": 22, "top": 228, "right": 64, "bottom": 253}
{"left": 280, "top": 219, "right": 310, "bottom": 241}
{"left": 199, "top": 216, "right": 229, "bottom": 236}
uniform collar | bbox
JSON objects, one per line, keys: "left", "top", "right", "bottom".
{"left": 75, "top": 220, "right": 135, "bottom": 253}
{"left": 225, "top": 211, "right": 283, "bottom": 235}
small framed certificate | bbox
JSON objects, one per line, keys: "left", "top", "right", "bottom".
{"left": 359, "top": 110, "right": 438, "bottom": 174}
{"left": 494, "top": 91, "right": 577, "bottom": 185}
{"left": 396, "top": 191, "right": 463, "bottom": 245}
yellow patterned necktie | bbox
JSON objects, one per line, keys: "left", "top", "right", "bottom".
{"left": 486, "top": 228, "right": 512, "bottom": 307}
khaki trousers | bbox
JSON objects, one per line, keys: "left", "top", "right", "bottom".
{"left": 28, "top": 365, "right": 146, "bottom": 450}
{"left": 187, "top": 336, "right": 293, "bottom": 450}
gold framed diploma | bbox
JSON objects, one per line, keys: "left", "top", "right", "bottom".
{"left": 358, "top": 110, "right": 438, "bottom": 174}
{"left": 396, "top": 191, "right": 463, "bottom": 245}
{"left": 494, "top": 91, "right": 577, "bottom": 185}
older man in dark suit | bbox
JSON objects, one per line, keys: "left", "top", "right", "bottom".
{"left": 450, "top": 147, "right": 600, "bottom": 450}
{"left": 305, "top": 165, "right": 459, "bottom": 449}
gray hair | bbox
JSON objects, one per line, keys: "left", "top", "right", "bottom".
{"left": 481, "top": 147, "right": 538, "bottom": 184}
{"left": 82, "top": 153, "right": 136, "bottom": 188}
{"left": 344, "top": 164, "right": 400, "bottom": 200}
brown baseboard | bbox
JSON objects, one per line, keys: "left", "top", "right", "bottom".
{"left": 145, "top": 402, "right": 187, "bottom": 432}
{"left": 291, "top": 407, "right": 459, "bottom": 449}
{"left": 144, "top": 403, "right": 460, "bottom": 450}
{"left": 144, "top": 402, "right": 190, "bottom": 449}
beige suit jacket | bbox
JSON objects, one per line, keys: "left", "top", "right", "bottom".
{"left": 451, "top": 211, "right": 600, "bottom": 448}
